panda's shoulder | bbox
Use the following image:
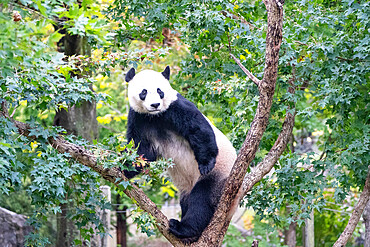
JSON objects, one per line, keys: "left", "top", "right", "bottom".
{"left": 169, "top": 93, "right": 199, "bottom": 113}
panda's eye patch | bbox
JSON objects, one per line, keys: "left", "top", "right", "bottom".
{"left": 139, "top": 89, "right": 147, "bottom": 100}
{"left": 157, "top": 88, "right": 164, "bottom": 99}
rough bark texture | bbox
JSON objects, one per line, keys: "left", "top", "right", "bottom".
{"left": 194, "top": 1, "right": 284, "bottom": 246}
{"left": 364, "top": 200, "right": 370, "bottom": 247}
{"left": 284, "top": 221, "right": 297, "bottom": 247}
{"left": 333, "top": 166, "right": 370, "bottom": 247}
{"left": 0, "top": 206, "right": 32, "bottom": 247}
{"left": 284, "top": 206, "right": 297, "bottom": 247}
{"left": 56, "top": 202, "right": 77, "bottom": 247}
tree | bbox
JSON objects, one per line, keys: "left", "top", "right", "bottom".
{"left": 1, "top": 0, "right": 369, "bottom": 246}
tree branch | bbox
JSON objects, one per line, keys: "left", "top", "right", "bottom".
{"left": 195, "top": 1, "right": 284, "bottom": 245}
{"left": 333, "top": 166, "right": 370, "bottom": 247}
{"left": 220, "top": 10, "right": 259, "bottom": 30}
{"left": 243, "top": 86, "right": 295, "bottom": 195}
{"left": 229, "top": 53, "right": 261, "bottom": 86}
{"left": 0, "top": 104, "right": 185, "bottom": 247}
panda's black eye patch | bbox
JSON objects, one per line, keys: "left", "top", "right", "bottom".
{"left": 157, "top": 88, "right": 164, "bottom": 99}
{"left": 139, "top": 89, "right": 147, "bottom": 100}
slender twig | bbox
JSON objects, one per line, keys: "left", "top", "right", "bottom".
{"left": 294, "top": 40, "right": 308, "bottom": 46}
{"left": 229, "top": 53, "right": 261, "bottom": 86}
{"left": 220, "top": 10, "right": 260, "bottom": 30}
{"left": 10, "top": 0, "right": 49, "bottom": 19}
{"left": 10, "top": 106, "right": 18, "bottom": 118}
{"left": 336, "top": 56, "right": 369, "bottom": 62}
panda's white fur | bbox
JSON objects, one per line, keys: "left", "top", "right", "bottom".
{"left": 124, "top": 66, "right": 237, "bottom": 243}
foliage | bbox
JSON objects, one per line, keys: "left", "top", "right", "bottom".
{"left": 109, "top": 0, "right": 369, "bottom": 242}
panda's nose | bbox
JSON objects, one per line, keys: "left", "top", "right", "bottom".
{"left": 151, "top": 103, "right": 160, "bottom": 109}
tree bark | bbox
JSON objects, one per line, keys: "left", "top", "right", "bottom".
{"left": 284, "top": 221, "right": 297, "bottom": 247}
{"left": 363, "top": 197, "right": 370, "bottom": 247}
{"left": 333, "top": 166, "right": 370, "bottom": 247}
{"left": 303, "top": 210, "right": 314, "bottom": 247}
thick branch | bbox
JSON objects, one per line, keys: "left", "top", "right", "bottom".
{"left": 230, "top": 53, "right": 261, "bottom": 86}
{"left": 0, "top": 106, "right": 184, "bottom": 247}
{"left": 195, "top": 1, "right": 284, "bottom": 246}
{"left": 333, "top": 166, "right": 370, "bottom": 247}
{"left": 243, "top": 87, "right": 295, "bottom": 194}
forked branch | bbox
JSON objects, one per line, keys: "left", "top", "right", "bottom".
{"left": 195, "top": 1, "right": 284, "bottom": 246}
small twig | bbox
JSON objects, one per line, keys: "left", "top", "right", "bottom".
{"left": 212, "top": 44, "right": 224, "bottom": 53}
{"left": 10, "top": 106, "right": 18, "bottom": 118}
{"left": 227, "top": 32, "right": 232, "bottom": 53}
{"left": 336, "top": 56, "right": 369, "bottom": 62}
{"left": 220, "top": 10, "right": 260, "bottom": 30}
{"left": 99, "top": 124, "right": 119, "bottom": 133}
{"left": 229, "top": 53, "right": 261, "bottom": 86}
{"left": 287, "top": 65, "right": 296, "bottom": 88}
{"left": 337, "top": 56, "right": 354, "bottom": 62}
{"left": 294, "top": 40, "right": 308, "bottom": 46}
{"left": 10, "top": 0, "right": 49, "bottom": 20}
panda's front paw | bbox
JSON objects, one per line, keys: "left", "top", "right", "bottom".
{"left": 198, "top": 162, "right": 215, "bottom": 175}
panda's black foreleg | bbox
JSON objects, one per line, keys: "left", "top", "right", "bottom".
{"left": 179, "top": 193, "right": 190, "bottom": 219}
{"left": 169, "top": 173, "right": 224, "bottom": 243}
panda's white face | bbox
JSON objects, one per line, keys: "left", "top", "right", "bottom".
{"left": 127, "top": 69, "right": 178, "bottom": 115}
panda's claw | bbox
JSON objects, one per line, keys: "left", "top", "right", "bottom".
{"left": 199, "top": 164, "right": 214, "bottom": 175}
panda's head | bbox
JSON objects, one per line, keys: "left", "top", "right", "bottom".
{"left": 126, "top": 66, "right": 178, "bottom": 115}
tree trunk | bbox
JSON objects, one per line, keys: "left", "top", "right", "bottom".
{"left": 55, "top": 31, "right": 97, "bottom": 246}
{"left": 53, "top": 32, "right": 97, "bottom": 142}
{"left": 116, "top": 194, "right": 128, "bottom": 247}
{"left": 303, "top": 210, "right": 314, "bottom": 247}
{"left": 364, "top": 200, "right": 370, "bottom": 247}
{"left": 284, "top": 221, "right": 297, "bottom": 247}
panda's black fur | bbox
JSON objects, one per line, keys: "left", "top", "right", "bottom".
{"left": 124, "top": 66, "right": 236, "bottom": 243}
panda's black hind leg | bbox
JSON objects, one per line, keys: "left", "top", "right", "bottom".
{"left": 168, "top": 172, "right": 224, "bottom": 243}
{"left": 169, "top": 219, "right": 199, "bottom": 244}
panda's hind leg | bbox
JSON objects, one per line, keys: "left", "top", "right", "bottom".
{"left": 169, "top": 172, "right": 224, "bottom": 243}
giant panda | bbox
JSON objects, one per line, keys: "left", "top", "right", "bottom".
{"left": 124, "top": 66, "right": 237, "bottom": 243}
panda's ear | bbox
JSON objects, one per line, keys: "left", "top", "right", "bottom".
{"left": 125, "top": 68, "right": 136, "bottom": 82}
{"left": 161, "top": 66, "right": 170, "bottom": 80}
